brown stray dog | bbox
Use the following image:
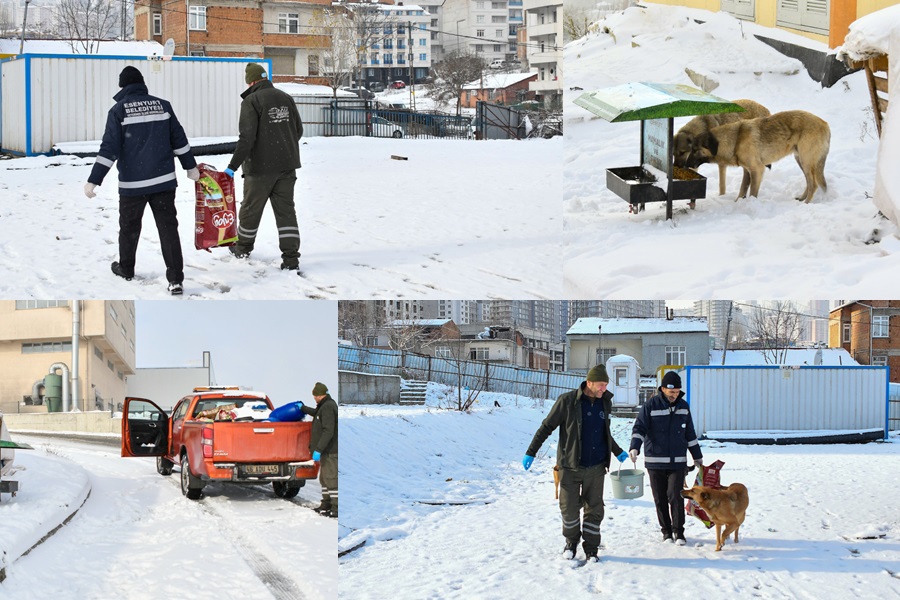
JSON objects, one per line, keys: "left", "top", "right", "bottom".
{"left": 553, "top": 465, "right": 560, "bottom": 499}
{"left": 681, "top": 483, "right": 749, "bottom": 551}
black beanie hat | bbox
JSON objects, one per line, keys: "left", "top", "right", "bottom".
{"left": 661, "top": 371, "right": 682, "bottom": 389}
{"left": 119, "top": 66, "right": 144, "bottom": 88}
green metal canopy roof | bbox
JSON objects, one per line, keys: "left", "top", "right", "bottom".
{"left": 573, "top": 82, "right": 744, "bottom": 122}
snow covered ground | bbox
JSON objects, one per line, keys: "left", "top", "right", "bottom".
{"left": 0, "top": 136, "right": 561, "bottom": 299}
{"left": 0, "top": 435, "right": 336, "bottom": 599}
{"left": 338, "top": 384, "right": 900, "bottom": 598}
{"left": 563, "top": 5, "right": 900, "bottom": 299}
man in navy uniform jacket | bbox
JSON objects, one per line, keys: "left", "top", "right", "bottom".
{"left": 85, "top": 66, "right": 200, "bottom": 295}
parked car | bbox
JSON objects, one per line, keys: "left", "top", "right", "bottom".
{"left": 121, "top": 387, "right": 319, "bottom": 500}
{"left": 390, "top": 80, "right": 406, "bottom": 89}
{"left": 368, "top": 81, "right": 386, "bottom": 93}
{"left": 489, "top": 59, "right": 505, "bottom": 69}
{"left": 371, "top": 116, "right": 404, "bottom": 138}
{"left": 340, "top": 86, "right": 375, "bottom": 100}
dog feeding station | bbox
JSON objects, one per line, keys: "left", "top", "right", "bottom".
{"left": 574, "top": 82, "right": 743, "bottom": 220}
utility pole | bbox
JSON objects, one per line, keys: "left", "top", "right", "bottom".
{"left": 407, "top": 20, "right": 415, "bottom": 111}
{"left": 721, "top": 302, "right": 733, "bottom": 366}
{"left": 121, "top": 0, "right": 126, "bottom": 39}
{"left": 19, "top": 0, "right": 31, "bottom": 55}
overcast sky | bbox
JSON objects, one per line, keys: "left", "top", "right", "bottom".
{"left": 135, "top": 301, "right": 336, "bottom": 406}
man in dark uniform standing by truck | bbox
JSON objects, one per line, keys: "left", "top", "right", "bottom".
{"left": 302, "top": 382, "right": 338, "bottom": 518}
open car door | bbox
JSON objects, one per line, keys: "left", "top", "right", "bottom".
{"left": 121, "top": 397, "right": 169, "bottom": 458}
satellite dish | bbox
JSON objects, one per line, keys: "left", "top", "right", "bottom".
{"left": 163, "top": 38, "right": 175, "bottom": 56}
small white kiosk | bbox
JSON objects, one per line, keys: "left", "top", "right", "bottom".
{"left": 606, "top": 354, "right": 641, "bottom": 409}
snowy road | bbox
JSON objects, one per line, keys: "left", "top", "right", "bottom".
{"left": 1, "top": 435, "right": 336, "bottom": 600}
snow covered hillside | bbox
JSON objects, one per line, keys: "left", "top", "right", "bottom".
{"left": 564, "top": 5, "right": 900, "bottom": 299}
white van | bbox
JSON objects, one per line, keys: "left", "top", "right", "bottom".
{"left": 489, "top": 59, "right": 504, "bottom": 69}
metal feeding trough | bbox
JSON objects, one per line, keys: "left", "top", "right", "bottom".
{"left": 574, "top": 82, "right": 744, "bottom": 220}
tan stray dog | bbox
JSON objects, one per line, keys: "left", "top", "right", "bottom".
{"left": 681, "top": 483, "right": 749, "bottom": 551}
{"left": 553, "top": 465, "right": 560, "bottom": 499}
{"left": 673, "top": 99, "right": 771, "bottom": 196}
{"left": 683, "top": 110, "right": 830, "bottom": 203}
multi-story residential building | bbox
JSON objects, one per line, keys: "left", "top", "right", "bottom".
{"left": 568, "top": 301, "right": 666, "bottom": 324}
{"left": 829, "top": 300, "right": 900, "bottom": 381}
{"left": 441, "top": 0, "right": 511, "bottom": 64}
{"left": 133, "top": 0, "right": 332, "bottom": 78}
{"left": 806, "top": 300, "right": 832, "bottom": 345}
{"left": 522, "top": 0, "right": 560, "bottom": 107}
{"left": 693, "top": 301, "right": 743, "bottom": 350}
{"left": 360, "top": 3, "right": 432, "bottom": 86}
{"left": 0, "top": 301, "right": 136, "bottom": 415}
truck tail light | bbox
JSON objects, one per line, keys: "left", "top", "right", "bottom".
{"left": 202, "top": 426, "right": 213, "bottom": 458}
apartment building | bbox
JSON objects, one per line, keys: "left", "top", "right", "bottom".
{"left": 441, "top": 0, "right": 512, "bottom": 64}
{"left": 829, "top": 300, "right": 900, "bottom": 381}
{"left": 361, "top": 3, "right": 432, "bottom": 85}
{"left": 0, "top": 301, "right": 136, "bottom": 415}
{"left": 522, "top": 0, "right": 560, "bottom": 107}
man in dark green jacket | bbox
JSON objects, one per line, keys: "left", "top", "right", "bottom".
{"left": 224, "top": 63, "right": 304, "bottom": 271}
{"left": 523, "top": 365, "right": 629, "bottom": 562}
{"left": 301, "top": 382, "right": 338, "bottom": 518}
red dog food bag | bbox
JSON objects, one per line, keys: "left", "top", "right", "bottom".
{"left": 194, "top": 163, "right": 239, "bottom": 251}
{"left": 685, "top": 459, "right": 725, "bottom": 529}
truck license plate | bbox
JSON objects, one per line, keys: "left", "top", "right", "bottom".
{"left": 243, "top": 465, "right": 279, "bottom": 475}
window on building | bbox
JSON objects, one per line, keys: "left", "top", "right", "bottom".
{"left": 15, "top": 300, "right": 68, "bottom": 309}
{"left": 492, "top": 15, "right": 505, "bottom": 22}
{"left": 419, "top": 53, "right": 427, "bottom": 61}
{"left": 153, "top": 13, "right": 162, "bottom": 35}
{"left": 365, "top": 335, "right": 378, "bottom": 346}
{"left": 121, "top": 324, "right": 127, "bottom": 338}
{"left": 419, "top": 38, "right": 426, "bottom": 46}
{"left": 189, "top": 6, "right": 206, "bottom": 31}
{"left": 22, "top": 341, "right": 73, "bottom": 354}
{"left": 492, "top": 1, "right": 505, "bottom": 8}
{"left": 476, "top": 29, "right": 484, "bottom": 37}
{"left": 190, "top": 50, "right": 206, "bottom": 57}
{"left": 385, "top": 39, "right": 393, "bottom": 49}
{"left": 431, "top": 18, "right": 438, "bottom": 26}
{"left": 477, "top": 15, "right": 484, "bottom": 23}
{"left": 470, "top": 347, "right": 489, "bottom": 360}
{"left": 873, "top": 355, "right": 888, "bottom": 366}
{"left": 118, "top": 370, "right": 124, "bottom": 380}
{"left": 475, "top": 44, "right": 483, "bottom": 52}
{"left": 419, "top": 23, "right": 426, "bottom": 30}
{"left": 873, "top": 314, "right": 890, "bottom": 338}
{"left": 665, "top": 346, "right": 687, "bottom": 366}
{"left": 108, "top": 359, "right": 114, "bottom": 371}
{"left": 493, "top": 44, "right": 502, "bottom": 52}
{"left": 476, "top": 1, "right": 484, "bottom": 7}
{"left": 398, "top": 53, "right": 406, "bottom": 64}
{"left": 110, "top": 305, "right": 118, "bottom": 322}
{"left": 94, "top": 346, "right": 103, "bottom": 360}
{"left": 596, "top": 348, "right": 617, "bottom": 364}
{"left": 398, "top": 39, "right": 406, "bottom": 49}
{"left": 384, "top": 54, "right": 393, "bottom": 64}
{"left": 384, "top": 25, "right": 393, "bottom": 35}
{"left": 435, "top": 346, "right": 452, "bottom": 358}
{"left": 509, "top": 41, "right": 517, "bottom": 52}
{"left": 843, "top": 322, "right": 851, "bottom": 343}
{"left": 615, "top": 367, "right": 628, "bottom": 387}
{"left": 496, "top": 29, "right": 503, "bottom": 37}
{"left": 308, "top": 55, "right": 319, "bottom": 75}
{"left": 398, "top": 24, "right": 406, "bottom": 34}
{"left": 278, "top": 13, "right": 300, "bottom": 34}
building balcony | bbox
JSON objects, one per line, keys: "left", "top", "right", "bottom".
{"left": 527, "top": 22, "right": 557, "bottom": 37}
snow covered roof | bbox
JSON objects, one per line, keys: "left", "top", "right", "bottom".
{"left": 567, "top": 317, "right": 709, "bottom": 335}
{"left": 462, "top": 73, "right": 536, "bottom": 91}
{"left": 709, "top": 348, "right": 859, "bottom": 367}
{"left": 835, "top": 4, "right": 900, "bottom": 61}
{"left": 276, "top": 82, "right": 357, "bottom": 97}
{"left": 388, "top": 319, "right": 452, "bottom": 327}
{"left": 0, "top": 39, "right": 164, "bottom": 56}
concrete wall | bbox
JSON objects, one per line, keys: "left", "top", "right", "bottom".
{"left": 339, "top": 370, "right": 401, "bottom": 405}
{"left": 3, "top": 411, "right": 122, "bottom": 435}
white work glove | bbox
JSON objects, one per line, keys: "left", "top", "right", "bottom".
{"left": 628, "top": 449, "right": 638, "bottom": 463}
{"left": 186, "top": 167, "right": 200, "bottom": 181}
{"left": 84, "top": 182, "right": 97, "bottom": 198}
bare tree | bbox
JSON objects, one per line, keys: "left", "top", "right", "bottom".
{"left": 338, "top": 300, "right": 384, "bottom": 347}
{"left": 749, "top": 301, "right": 804, "bottom": 364}
{"left": 56, "top": 0, "right": 120, "bottom": 53}
{"left": 429, "top": 52, "right": 486, "bottom": 116}
{"left": 387, "top": 319, "right": 426, "bottom": 354}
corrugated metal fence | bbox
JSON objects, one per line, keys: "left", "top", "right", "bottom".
{"left": 1, "top": 54, "right": 265, "bottom": 156}
{"left": 686, "top": 365, "right": 890, "bottom": 437}
{"left": 339, "top": 345, "right": 582, "bottom": 400}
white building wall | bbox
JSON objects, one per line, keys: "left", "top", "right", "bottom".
{"left": 523, "top": 0, "right": 561, "bottom": 104}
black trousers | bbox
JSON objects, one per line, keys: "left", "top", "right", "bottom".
{"left": 118, "top": 189, "right": 183, "bottom": 284}
{"left": 648, "top": 468, "right": 687, "bottom": 537}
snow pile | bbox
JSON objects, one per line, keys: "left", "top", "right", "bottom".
{"left": 339, "top": 384, "right": 900, "bottom": 598}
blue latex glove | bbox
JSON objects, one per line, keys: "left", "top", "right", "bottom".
{"left": 312, "top": 451, "right": 321, "bottom": 462}
{"left": 224, "top": 167, "right": 235, "bottom": 178}
{"left": 522, "top": 455, "right": 534, "bottom": 471}
{"left": 617, "top": 451, "right": 628, "bottom": 463}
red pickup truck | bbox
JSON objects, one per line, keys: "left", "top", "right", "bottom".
{"left": 121, "top": 387, "right": 319, "bottom": 500}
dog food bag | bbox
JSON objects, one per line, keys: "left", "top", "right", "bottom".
{"left": 685, "top": 459, "right": 725, "bottom": 528}
{"left": 194, "top": 164, "right": 239, "bottom": 251}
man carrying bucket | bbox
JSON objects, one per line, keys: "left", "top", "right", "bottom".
{"left": 628, "top": 371, "right": 702, "bottom": 546}
{"left": 523, "top": 365, "right": 629, "bottom": 563}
